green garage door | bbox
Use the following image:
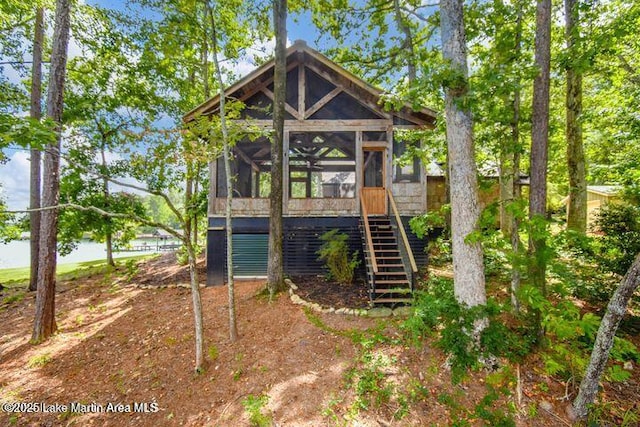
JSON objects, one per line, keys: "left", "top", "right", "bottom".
{"left": 232, "top": 234, "right": 268, "bottom": 276}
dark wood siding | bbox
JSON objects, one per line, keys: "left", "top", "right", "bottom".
{"left": 207, "top": 217, "right": 365, "bottom": 285}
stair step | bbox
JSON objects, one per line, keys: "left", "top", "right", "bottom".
{"left": 375, "top": 256, "right": 402, "bottom": 260}
{"left": 375, "top": 280, "right": 410, "bottom": 285}
{"left": 373, "top": 288, "right": 412, "bottom": 294}
{"left": 374, "top": 271, "right": 407, "bottom": 276}
{"left": 373, "top": 298, "right": 413, "bottom": 304}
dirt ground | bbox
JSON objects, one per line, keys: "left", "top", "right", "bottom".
{"left": 1, "top": 254, "right": 638, "bottom": 426}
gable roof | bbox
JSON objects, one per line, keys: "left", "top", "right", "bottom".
{"left": 183, "top": 40, "right": 437, "bottom": 127}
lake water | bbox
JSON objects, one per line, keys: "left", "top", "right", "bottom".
{"left": 0, "top": 239, "right": 179, "bottom": 269}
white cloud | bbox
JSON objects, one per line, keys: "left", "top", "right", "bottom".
{"left": 221, "top": 36, "right": 293, "bottom": 83}
{"left": 0, "top": 150, "right": 32, "bottom": 211}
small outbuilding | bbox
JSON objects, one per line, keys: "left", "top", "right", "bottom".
{"left": 562, "top": 185, "right": 621, "bottom": 227}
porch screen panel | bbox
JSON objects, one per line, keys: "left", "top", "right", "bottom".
{"left": 216, "top": 135, "right": 272, "bottom": 198}
{"left": 288, "top": 132, "right": 356, "bottom": 198}
{"left": 393, "top": 138, "right": 421, "bottom": 183}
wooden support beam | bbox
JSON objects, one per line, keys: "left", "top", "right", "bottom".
{"left": 298, "top": 63, "right": 305, "bottom": 117}
{"left": 234, "top": 146, "right": 261, "bottom": 173}
{"left": 229, "top": 119, "right": 393, "bottom": 131}
{"left": 305, "top": 62, "right": 392, "bottom": 120}
{"left": 393, "top": 109, "right": 431, "bottom": 126}
{"left": 304, "top": 87, "right": 342, "bottom": 119}
{"left": 208, "top": 160, "right": 217, "bottom": 215}
{"left": 254, "top": 146, "right": 271, "bottom": 158}
{"left": 237, "top": 61, "right": 299, "bottom": 103}
{"left": 261, "top": 87, "right": 301, "bottom": 120}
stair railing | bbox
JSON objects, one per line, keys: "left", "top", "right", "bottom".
{"left": 360, "top": 190, "right": 378, "bottom": 300}
{"left": 360, "top": 190, "right": 379, "bottom": 274}
{"left": 387, "top": 189, "right": 418, "bottom": 290}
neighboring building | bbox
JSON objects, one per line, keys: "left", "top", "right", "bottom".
{"left": 184, "top": 40, "right": 437, "bottom": 305}
{"left": 562, "top": 185, "right": 621, "bottom": 227}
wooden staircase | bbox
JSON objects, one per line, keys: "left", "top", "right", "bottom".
{"left": 360, "top": 216, "right": 413, "bottom": 306}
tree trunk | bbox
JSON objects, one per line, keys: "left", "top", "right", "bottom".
{"left": 565, "top": 0, "right": 587, "bottom": 234}
{"left": 193, "top": 167, "right": 200, "bottom": 248}
{"left": 29, "top": 7, "right": 44, "bottom": 292}
{"left": 440, "top": 0, "right": 487, "bottom": 313}
{"left": 222, "top": 116, "right": 237, "bottom": 343}
{"left": 510, "top": 83, "right": 522, "bottom": 313}
{"left": 528, "top": 0, "right": 552, "bottom": 341}
{"left": 186, "top": 240, "right": 204, "bottom": 371}
{"left": 393, "top": 0, "right": 416, "bottom": 83}
{"left": 209, "top": 2, "right": 238, "bottom": 342}
{"left": 33, "top": 0, "right": 71, "bottom": 343}
{"left": 100, "top": 140, "right": 115, "bottom": 267}
{"left": 509, "top": 5, "right": 524, "bottom": 313}
{"left": 195, "top": 23, "right": 209, "bottom": 249}
{"left": 499, "top": 145, "right": 514, "bottom": 237}
{"left": 185, "top": 167, "right": 193, "bottom": 255}
{"left": 267, "top": 0, "right": 287, "bottom": 297}
{"left": 571, "top": 253, "right": 640, "bottom": 419}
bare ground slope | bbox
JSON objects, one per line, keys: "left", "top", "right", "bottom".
{"left": 1, "top": 255, "right": 638, "bottom": 426}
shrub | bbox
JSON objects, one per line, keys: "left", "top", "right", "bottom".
{"left": 410, "top": 210, "right": 451, "bottom": 266}
{"left": 317, "top": 229, "right": 360, "bottom": 285}
{"left": 242, "top": 394, "right": 271, "bottom": 427}
{"left": 402, "top": 276, "right": 531, "bottom": 383}
{"left": 592, "top": 203, "right": 640, "bottom": 276}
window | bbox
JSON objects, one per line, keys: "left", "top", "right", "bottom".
{"left": 393, "top": 139, "right": 421, "bottom": 183}
{"left": 288, "top": 132, "right": 356, "bottom": 198}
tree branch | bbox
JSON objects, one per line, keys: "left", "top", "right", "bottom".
{"left": 102, "top": 176, "right": 186, "bottom": 225}
{"left": 617, "top": 54, "right": 640, "bottom": 86}
{"left": 8, "top": 203, "right": 185, "bottom": 241}
{"left": 0, "top": 60, "right": 51, "bottom": 66}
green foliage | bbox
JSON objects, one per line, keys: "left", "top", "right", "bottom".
{"left": 317, "top": 229, "right": 360, "bottom": 285}
{"left": 409, "top": 210, "right": 446, "bottom": 239}
{"left": 139, "top": 194, "right": 183, "bottom": 231}
{"left": 410, "top": 207, "right": 452, "bottom": 267}
{"left": 551, "top": 230, "right": 618, "bottom": 303}
{"left": 519, "top": 284, "right": 640, "bottom": 383}
{"left": 473, "top": 372, "right": 516, "bottom": 427}
{"left": 403, "top": 276, "right": 531, "bottom": 383}
{"left": 345, "top": 350, "right": 395, "bottom": 411}
{"left": 0, "top": 116, "right": 55, "bottom": 155}
{"left": 303, "top": 307, "right": 391, "bottom": 347}
{"left": 436, "top": 369, "right": 516, "bottom": 427}
{"left": 2, "top": 292, "right": 25, "bottom": 306}
{"left": 481, "top": 231, "right": 513, "bottom": 280}
{"left": 242, "top": 394, "right": 271, "bottom": 427}
{"left": 592, "top": 203, "right": 640, "bottom": 276}
{"left": 123, "top": 259, "right": 139, "bottom": 281}
{"left": 207, "top": 345, "right": 219, "bottom": 362}
{"left": 27, "top": 353, "right": 52, "bottom": 368}
{"left": 0, "top": 201, "right": 20, "bottom": 244}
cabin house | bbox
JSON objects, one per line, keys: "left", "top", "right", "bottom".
{"left": 184, "top": 40, "right": 437, "bottom": 305}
